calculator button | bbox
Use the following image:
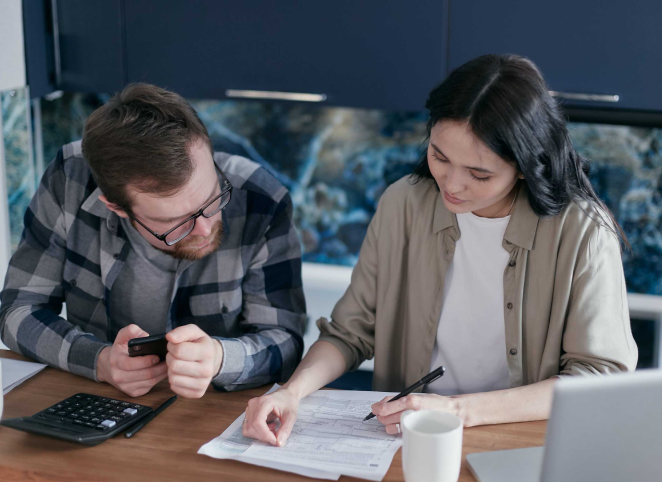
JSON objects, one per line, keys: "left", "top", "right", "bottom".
{"left": 97, "top": 408, "right": 106, "bottom": 413}
{"left": 56, "top": 411, "right": 67, "bottom": 416}
{"left": 91, "top": 417, "right": 101, "bottom": 423}
{"left": 109, "top": 416, "right": 122, "bottom": 422}
{"left": 81, "top": 416, "right": 91, "bottom": 421}
{"left": 56, "top": 404, "right": 65, "bottom": 409}
{"left": 68, "top": 413, "right": 79, "bottom": 419}
{"left": 101, "top": 420, "right": 116, "bottom": 428}
{"left": 73, "top": 419, "right": 85, "bottom": 425}
{"left": 85, "top": 422, "right": 96, "bottom": 427}
{"left": 123, "top": 408, "right": 138, "bottom": 416}
{"left": 95, "top": 424, "right": 108, "bottom": 431}
{"left": 46, "top": 408, "right": 56, "bottom": 413}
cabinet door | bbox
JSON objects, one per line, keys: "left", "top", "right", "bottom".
{"left": 448, "top": 0, "right": 662, "bottom": 112}
{"left": 124, "top": 0, "right": 446, "bottom": 111}
{"left": 55, "top": 0, "right": 125, "bottom": 93}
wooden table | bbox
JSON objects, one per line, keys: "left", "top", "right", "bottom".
{"left": 0, "top": 351, "right": 546, "bottom": 481}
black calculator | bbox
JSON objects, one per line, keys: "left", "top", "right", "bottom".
{"left": 0, "top": 393, "right": 153, "bottom": 446}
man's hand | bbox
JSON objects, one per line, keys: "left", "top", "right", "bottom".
{"left": 97, "top": 324, "right": 168, "bottom": 397}
{"left": 166, "top": 324, "right": 223, "bottom": 398}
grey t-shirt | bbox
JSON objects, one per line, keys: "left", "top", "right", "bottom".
{"left": 112, "top": 217, "right": 192, "bottom": 335}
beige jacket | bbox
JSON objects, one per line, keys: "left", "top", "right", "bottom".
{"left": 317, "top": 177, "right": 638, "bottom": 392}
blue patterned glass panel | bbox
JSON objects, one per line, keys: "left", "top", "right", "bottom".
{"left": 37, "top": 93, "right": 662, "bottom": 296}
{"left": 1, "top": 88, "right": 36, "bottom": 252}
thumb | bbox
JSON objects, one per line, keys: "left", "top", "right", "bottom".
{"left": 276, "top": 410, "right": 297, "bottom": 447}
{"left": 166, "top": 324, "right": 204, "bottom": 344}
{"left": 115, "top": 324, "right": 149, "bottom": 347}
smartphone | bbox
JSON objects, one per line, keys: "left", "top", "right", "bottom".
{"left": 127, "top": 333, "right": 168, "bottom": 361}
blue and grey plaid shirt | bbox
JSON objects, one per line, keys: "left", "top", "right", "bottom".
{"left": 0, "top": 141, "right": 306, "bottom": 391}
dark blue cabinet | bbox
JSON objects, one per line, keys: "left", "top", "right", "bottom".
{"left": 448, "top": 0, "right": 662, "bottom": 112}
{"left": 54, "top": 0, "right": 125, "bottom": 94}
{"left": 123, "top": 1, "right": 446, "bottom": 111}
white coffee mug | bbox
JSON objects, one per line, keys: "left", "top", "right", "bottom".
{"left": 401, "top": 409, "right": 463, "bottom": 482}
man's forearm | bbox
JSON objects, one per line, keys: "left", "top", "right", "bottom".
{"left": 1, "top": 305, "right": 110, "bottom": 380}
{"left": 458, "top": 378, "right": 557, "bottom": 427}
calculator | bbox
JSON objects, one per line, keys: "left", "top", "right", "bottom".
{"left": 0, "top": 393, "right": 153, "bottom": 446}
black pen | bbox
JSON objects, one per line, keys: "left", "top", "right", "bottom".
{"left": 125, "top": 395, "right": 177, "bottom": 438}
{"left": 363, "top": 366, "right": 445, "bottom": 421}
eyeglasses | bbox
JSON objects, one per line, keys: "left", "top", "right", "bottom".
{"left": 128, "top": 165, "right": 233, "bottom": 246}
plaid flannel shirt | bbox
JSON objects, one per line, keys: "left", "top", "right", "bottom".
{"left": 0, "top": 141, "right": 306, "bottom": 391}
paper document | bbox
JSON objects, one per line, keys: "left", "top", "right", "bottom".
{"left": 2, "top": 358, "right": 47, "bottom": 395}
{"left": 199, "top": 385, "right": 402, "bottom": 481}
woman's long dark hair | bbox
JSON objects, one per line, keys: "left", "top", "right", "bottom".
{"left": 411, "top": 54, "right": 628, "bottom": 247}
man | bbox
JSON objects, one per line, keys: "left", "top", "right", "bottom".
{"left": 0, "top": 83, "right": 306, "bottom": 398}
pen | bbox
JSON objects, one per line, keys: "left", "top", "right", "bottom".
{"left": 125, "top": 395, "right": 177, "bottom": 438}
{"left": 363, "top": 366, "right": 445, "bottom": 421}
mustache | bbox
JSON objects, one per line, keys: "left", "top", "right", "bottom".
{"left": 167, "top": 220, "right": 224, "bottom": 260}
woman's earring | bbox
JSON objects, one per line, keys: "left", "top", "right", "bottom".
{"left": 518, "top": 173, "right": 525, "bottom": 179}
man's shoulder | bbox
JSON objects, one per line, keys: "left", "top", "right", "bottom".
{"left": 214, "top": 152, "right": 290, "bottom": 206}
{"left": 51, "top": 140, "right": 95, "bottom": 185}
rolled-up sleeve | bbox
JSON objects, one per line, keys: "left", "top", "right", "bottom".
{"left": 316, "top": 189, "right": 389, "bottom": 372}
{"left": 559, "top": 224, "right": 638, "bottom": 377}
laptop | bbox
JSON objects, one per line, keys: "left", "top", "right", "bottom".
{"left": 467, "top": 369, "right": 662, "bottom": 482}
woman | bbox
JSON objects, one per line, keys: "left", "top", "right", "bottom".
{"left": 242, "top": 54, "right": 638, "bottom": 446}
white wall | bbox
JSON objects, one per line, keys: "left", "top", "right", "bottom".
{"left": 0, "top": 0, "right": 26, "bottom": 349}
{"left": 301, "top": 262, "right": 374, "bottom": 370}
{"left": 0, "top": 0, "right": 27, "bottom": 92}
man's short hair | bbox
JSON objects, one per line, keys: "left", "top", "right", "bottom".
{"left": 81, "top": 83, "right": 213, "bottom": 212}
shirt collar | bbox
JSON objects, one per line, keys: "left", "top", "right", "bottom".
{"left": 80, "top": 186, "right": 121, "bottom": 235}
{"left": 432, "top": 182, "right": 539, "bottom": 250}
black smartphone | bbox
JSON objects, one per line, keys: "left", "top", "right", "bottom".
{"left": 127, "top": 333, "right": 168, "bottom": 361}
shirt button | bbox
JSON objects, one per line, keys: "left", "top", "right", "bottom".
{"left": 70, "top": 279, "right": 77, "bottom": 287}
{"left": 510, "top": 348, "right": 518, "bottom": 355}
{"left": 508, "top": 260, "right": 516, "bottom": 267}
{"left": 113, "top": 253, "right": 120, "bottom": 260}
{"left": 507, "top": 302, "right": 513, "bottom": 309}
{"left": 221, "top": 306, "right": 228, "bottom": 314}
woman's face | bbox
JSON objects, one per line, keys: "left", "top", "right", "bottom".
{"left": 427, "top": 120, "right": 522, "bottom": 218}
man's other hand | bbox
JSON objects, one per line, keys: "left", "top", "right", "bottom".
{"left": 165, "top": 324, "right": 223, "bottom": 398}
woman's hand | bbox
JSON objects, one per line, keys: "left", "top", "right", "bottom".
{"left": 371, "top": 394, "right": 466, "bottom": 434}
{"left": 243, "top": 388, "right": 300, "bottom": 446}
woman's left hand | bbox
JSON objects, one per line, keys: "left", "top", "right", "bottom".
{"left": 370, "top": 394, "right": 466, "bottom": 435}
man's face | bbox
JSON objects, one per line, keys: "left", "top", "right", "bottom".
{"left": 107, "top": 139, "right": 224, "bottom": 260}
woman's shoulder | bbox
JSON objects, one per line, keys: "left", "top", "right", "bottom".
{"left": 539, "top": 197, "right": 621, "bottom": 251}
{"left": 379, "top": 175, "right": 439, "bottom": 212}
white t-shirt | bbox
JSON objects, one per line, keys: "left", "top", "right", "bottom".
{"left": 426, "top": 211, "right": 511, "bottom": 396}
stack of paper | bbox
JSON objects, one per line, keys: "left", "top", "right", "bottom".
{"left": 199, "top": 385, "right": 402, "bottom": 481}
{"left": 2, "top": 358, "right": 47, "bottom": 395}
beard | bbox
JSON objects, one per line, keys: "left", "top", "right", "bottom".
{"left": 165, "top": 220, "right": 224, "bottom": 261}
